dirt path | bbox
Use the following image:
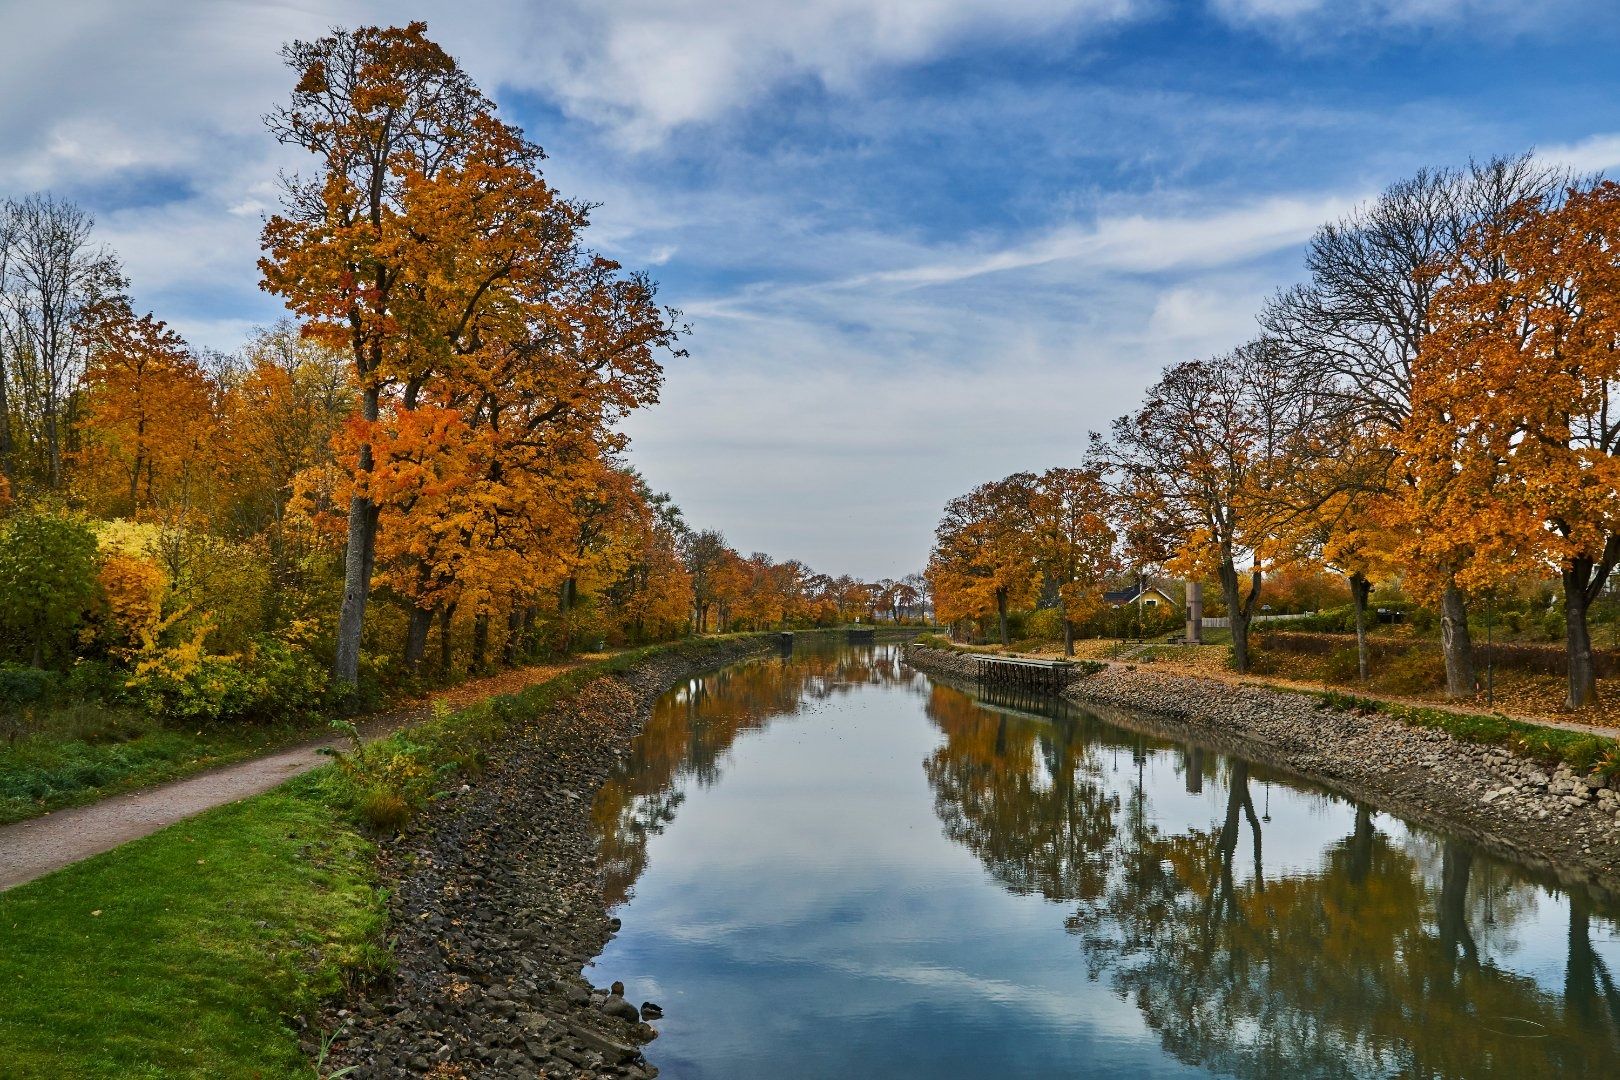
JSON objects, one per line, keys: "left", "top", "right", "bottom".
{"left": 0, "top": 660, "right": 585, "bottom": 892}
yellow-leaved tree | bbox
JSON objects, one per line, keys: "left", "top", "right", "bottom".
{"left": 1405, "top": 180, "right": 1620, "bottom": 708}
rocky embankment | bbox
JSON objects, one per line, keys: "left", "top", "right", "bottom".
{"left": 908, "top": 645, "right": 1620, "bottom": 895}
{"left": 323, "top": 637, "right": 772, "bottom": 1079}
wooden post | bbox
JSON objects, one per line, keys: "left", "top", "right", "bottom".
{"left": 1186, "top": 581, "right": 1203, "bottom": 644}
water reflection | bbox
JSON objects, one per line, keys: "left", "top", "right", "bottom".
{"left": 593, "top": 645, "right": 919, "bottom": 906}
{"left": 591, "top": 644, "right": 1620, "bottom": 1078}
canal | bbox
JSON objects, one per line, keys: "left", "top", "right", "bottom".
{"left": 590, "top": 642, "right": 1620, "bottom": 1078}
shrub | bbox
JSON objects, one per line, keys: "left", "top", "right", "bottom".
{"left": 1024, "top": 607, "right": 1065, "bottom": 643}
{"left": 1382, "top": 648, "right": 1448, "bottom": 694}
{"left": 1322, "top": 645, "right": 1362, "bottom": 685}
{"left": 0, "top": 663, "right": 59, "bottom": 708}
{"left": 127, "top": 627, "right": 329, "bottom": 725}
{"left": 0, "top": 511, "right": 100, "bottom": 668}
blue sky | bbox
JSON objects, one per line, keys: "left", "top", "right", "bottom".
{"left": 4, "top": 0, "right": 1619, "bottom": 578}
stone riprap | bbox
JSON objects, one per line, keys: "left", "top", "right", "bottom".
{"left": 907, "top": 644, "right": 1620, "bottom": 897}
{"left": 323, "top": 637, "right": 772, "bottom": 1079}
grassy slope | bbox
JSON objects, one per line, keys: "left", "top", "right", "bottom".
{"left": 0, "top": 633, "right": 793, "bottom": 1079}
{"left": 0, "top": 773, "right": 380, "bottom": 1079}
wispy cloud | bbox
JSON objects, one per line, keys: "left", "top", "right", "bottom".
{"left": 1536, "top": 132, "right": 1620, "bottom": 175}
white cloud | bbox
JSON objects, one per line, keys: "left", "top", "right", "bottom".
{"left": 459, "top": 0, "right": 1144, "bottom": 146}
{"left": 1207, "top": 0, "right": 1568, "bottom": 33}
{"left": 1536, "top": 133, "right": 1620, "bottom": 175}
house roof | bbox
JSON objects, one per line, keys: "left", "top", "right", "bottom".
{"left": 1104, "top": 584, "right": 1176, "bottom": 605}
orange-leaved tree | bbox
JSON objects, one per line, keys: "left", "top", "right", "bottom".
{"left": 77, "top": 305, "right": 216, "bottom": 519}
{"left": 1105, "top": 342, "right": 1301, "bottom": 673}
{"left": 928, "top": 473, "right": 1038, "bottom": 646}
{"left": 262, "top": 22, "right": 553, "bottom": 686}
{"left": 1027, "top": 465, "right": 1118, "bottom": 656}
{"left": 1407, "top": 181, "right": 1620, "bottom": 708}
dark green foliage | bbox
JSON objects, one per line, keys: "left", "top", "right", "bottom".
{"left": 0, "top": 510, "right": 100, "bottom": 668}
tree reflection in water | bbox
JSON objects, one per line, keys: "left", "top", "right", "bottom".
{"left": 594, "top": 650, "right": 1619, "bottom": 1076}
{"left": 593, "top": 644, "right": 918, "bottom": 907}
{"left": 921, "top": 680, "right": 1620, "bottom": 1077}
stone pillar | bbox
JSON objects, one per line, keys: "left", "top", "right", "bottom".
{"left": 1185, "top": 581, "right": 1203, "bottom": 644}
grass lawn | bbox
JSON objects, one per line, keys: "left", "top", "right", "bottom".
{"left": 0, "top": 635, "right": 774, "bottom": 1078}
{"left": 0, "top": 711, "right": 326, "bottom": 826}
{"left": 0, "top": 773, "right": 381, "bottom": 1079}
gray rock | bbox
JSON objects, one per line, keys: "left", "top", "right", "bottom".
{"left": 603, "top": 994, "right": 641, "bottom": 1021}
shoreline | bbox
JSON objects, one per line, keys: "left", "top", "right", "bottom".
{"left": 907, "top": 644, "right": 1620, "bottom": 903}
{"left": 324, "top": 634, "right": 778, "bottom": 1077}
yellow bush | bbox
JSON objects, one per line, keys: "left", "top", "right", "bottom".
{"left": 97, "top": 553, "right": 167, "bottom": 650}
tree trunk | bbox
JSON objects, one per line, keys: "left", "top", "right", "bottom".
{"left": 996, "top": 588, "right": 1009, "bottom": 646}
{"left": 404, "top": 606, "right": 433, "bottom": 671}
{"left": 1349, "top": 572, "right": 1372, "bottom": 683}
{"left": 1218, "top": 558, "right": 1253, "bottom": 674}
{"left": 1564, "top": 561, "right": 1599, "bottom": 710}
{"left": 471, "top": 612, "right": 489, "bottom": 672}
{"left": 1063, "top": 616, "right": 1075, "bottom": 657}
{"left": 504, "top": 608, "right": 525, "bottom": 666}
{"left": 0, "top": 359, "right": 13, "bottom": 485}
{"left": 333, "top": 384, "right": 381, "bottom": 687}
{"left": 1439, "top": 581, "right": 1476, "bottom": 700}
{"left": 437, "top": 603, "right": 455, "bottom": 675}
{"left": 1346, "top": 804, "right": 1375, "bottom": 885}
{"left": 1437, "top": 842, "right": 1478, "bottom": 974}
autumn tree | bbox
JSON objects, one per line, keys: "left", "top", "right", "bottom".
{"left": 929, "top": 473, "right": 1038, "bottom": 645}
{"left": 1027, "top": 465, "right": 1118, "bottom": 656}
{"left": 1105, "top": 343, "right": 1302, "bottom": 673}
{"left": 262, "top": 22, "right": 683, "bottom": 684}
{"left": 0, "top": 194, "right": 125, "bottom": 491}
{"left": 1263, "top": 155, "right": 1569, "bottom": 697}
{"left": 1408, "top": 180, "right": 1620, "bottom": 708}
{"left": 76, "top": 306, "right": 216, "bottom": 518}
{"left": 261, "top": 23, "right": 536, "bottom": 686}
{"left": 684, "top": 529, "right": 730, "bottom": 633}
{"left": 222, "top": 321, "right": 351, "bottom": 536}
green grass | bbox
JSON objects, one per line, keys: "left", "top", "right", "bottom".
{"left": 0, "top": 633, "right": 778, "bottom": 1078}
{"left": 0, "top": 772, "right": 382, "bottom": 1079}
{"left": 0, "top": 712, "right": 325, "bottom": 825}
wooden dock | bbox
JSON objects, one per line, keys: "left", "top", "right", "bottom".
{"left": 968, "top": 654, "right": 1074, "bottom": 692}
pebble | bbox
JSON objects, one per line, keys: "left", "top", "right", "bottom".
{"left": 316, "top": 640, "right": 765, "bottom": 1078}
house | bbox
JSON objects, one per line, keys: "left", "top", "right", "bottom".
{"left": 1103, "top": 583, "right": 1179, "bottom": 610}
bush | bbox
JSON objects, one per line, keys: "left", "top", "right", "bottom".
{"left": 1233, "top": 643, "right": 1280, "bottom": 674}
{"left": 1024, "top": 607, "right": 1065, "bottom": 643}
{"left": 1382, "top": 648, "right": 1448, "bottom": 694}
{"left": 128, "top": 630, "right": 329, "bottom": 725}
{"left": 1323, "top": 645, "right": 1362, "bottom": 684}
{"left": 0, "top": 511, "right": 100, "bottom": 668}
{"left": 0, "top": 663, "right": 59, "bottom": 708}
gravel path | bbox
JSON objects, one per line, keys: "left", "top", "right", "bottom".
{"left": 909, "top": 645, "right": 1620, "bottom": 898}
{"left": 0, "top": 662, "right": 574, "bottom": 892}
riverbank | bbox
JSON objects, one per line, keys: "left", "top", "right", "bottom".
{"left": 0, "top": 633, "right": 821, "bottom": 1077}
{"left": 907, "top": 645, "right": 1620, "bottom": 897}
{"left": 321, "top": 634, "right": 778, "bottom": 1078}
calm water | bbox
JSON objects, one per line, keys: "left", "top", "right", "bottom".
{"left": 589, "top": 643, "right": 1620, "bottom": 1078}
